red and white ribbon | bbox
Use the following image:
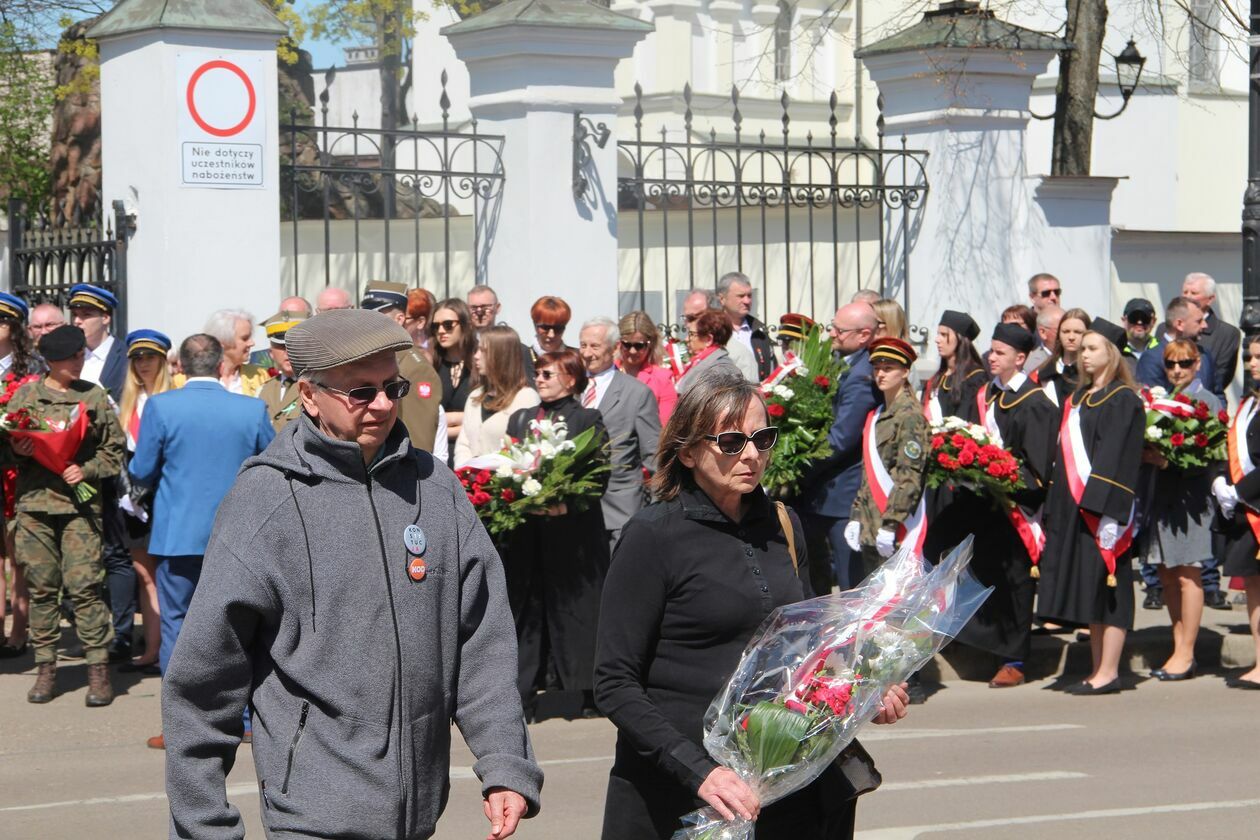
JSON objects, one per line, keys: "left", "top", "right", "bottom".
{"left": 1058, "top": 396, "right": 1134, "bottom": 585}
{"left": 862, "top": 406, "right": 928, "bottom": 557}
{"left": 664, "top": 340, "right": 687, "bottom": 382}
{"left": 1228, "top": 396, "right": 1260, "bottom": 546}
{"left": 761, "top": 351, "right": 802, "bottom": 392}
{"left": 974, "top": 385, "right": 1003, "bottom": 447}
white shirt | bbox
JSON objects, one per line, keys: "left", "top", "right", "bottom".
{"left": 185, "top": 376, "right": 223, "bottom": 387}
{"left": 0, "top": 353, "right": 13, "bottom": 378}
{"left": 995, "top": 371, "right": 1028, "bottom": 393}
{"left": 223, "top": 370, "right": 244, "bottom": 395}
{"left": 434, "top": 405, "right": 449, "bottom": 464}
{"left": 81, "top": 334, "right": 114, "bottom": 386}
{"left": 732, "top": 317, "right": 755, "bottom": 355}
{"left": 588, "top": 365, "right": 617, "bottom": 409}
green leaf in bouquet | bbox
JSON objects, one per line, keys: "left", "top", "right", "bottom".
{"left": 741, "top": 700, "right": 813, "bottom": 776}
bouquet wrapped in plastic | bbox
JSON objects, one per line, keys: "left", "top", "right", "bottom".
{"left": 672, "top": 537, "right": 991, "bottom": 840}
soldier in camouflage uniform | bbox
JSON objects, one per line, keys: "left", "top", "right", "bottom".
{"left": 256, "top": 311, "right": 305, "bottom": 432}
{"left": 1, "top": 326, "right": 125, "bottom": 705}
{"left": 846, "top": 337, "right": 930, "bottom": 579}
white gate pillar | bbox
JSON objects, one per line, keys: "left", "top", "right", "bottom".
{"left": 858, "top": 1, "right": 1115, "bottom": 343}
{"left": 89, "top": 0, "right": 287, "bottom": 343}
{"left": 445, "top": 0, "right": 652, "bottom": 336}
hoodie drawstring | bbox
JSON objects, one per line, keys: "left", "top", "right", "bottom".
{"left": 287, "top": 477, "right": 316, "bottom": 632}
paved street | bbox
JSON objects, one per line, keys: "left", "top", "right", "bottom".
{"left": 1, "top": 644, "right": 1258, "bottom": 839}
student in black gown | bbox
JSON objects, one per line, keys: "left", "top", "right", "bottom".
{"left": 1033, "top": 307, "right": 1090, "bottom": 408}
{"left": 957, "top": 323, "right": 1059, "bottom": 689}
{"left": 1038, "top": 321, "right": 1143, "bottom": 695}
{"left": 505, "top": 348, "right": 611, "bottom": 717}
{"left": 594, "top": 368, "right": 909, "bottom": 840}
{"left": 1212, "top": 336, "right": 1260, "bottom": 690}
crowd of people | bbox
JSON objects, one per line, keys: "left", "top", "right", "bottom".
{"left": 0, "top": 267, "right": 1258, "bottom": 839}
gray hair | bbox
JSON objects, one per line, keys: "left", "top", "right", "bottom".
{"left": 1185, "top": 272, "right": 1216, "bottom": 296}
{"left": 1027, "top": 272, "right": 1060, "bottom": 295}
{"left": 179, "top": 334, "right": 223, "bottom": 378}
{"left": 684, "top": 288, "right": 719, "bottom": 309}
{"left": 1035, "top": 306, "right": 1063, "bottom": 328}
{"left": 718, "top": 271, "right": 751, "bottom": 296}
{"left": 203, "top": 309, "right": 255, "bottom": 345}
{"left": 850, "top": 289, "right": 881, "bottom": 305}
{"left": 581, "top": 316, "right": 620, "bottom": 346}
{"left": 467, "top": 284, "right": 499, "bottom": 302}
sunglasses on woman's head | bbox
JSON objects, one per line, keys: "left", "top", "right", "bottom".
{"left": 434, "top": 319, "right": 460, "bottom": 333}
{"left": 620, "top": 340, "right": 648, "bottom": 351}
{"left": 703, "top": 426, "right": 779, "bottom": 456}
{"left": 1164, "top": 358, "right": 1195, "bottom": 370}
{"left": 316, "top": 379, "right": 410, "bottom": 406}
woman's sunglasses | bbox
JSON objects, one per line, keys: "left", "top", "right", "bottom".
{"left": 434, "top": 319, "right": 460, "bottom": 333}
{"left": 316, "top": 379, "right": 410, "bottom": 406}
{"left": 535, "top": 323, "right": 566, "bottom": 335}
{"left": 620, "top": 340, "right": 649, "bottom": 352}
{"left": 703, "top": 426, "right": 779, "bottom": 456}
{"left": 1164, "top": 358, "right": 1196, "bottom": 370}
{"left": 535, "top": 370, "right": 558, "bottom": 381}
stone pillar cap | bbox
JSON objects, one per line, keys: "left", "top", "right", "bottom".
{"left": 87, "top": 0, "right": 287, "bottom": 40}
{"left": 856, "top": 0, "right": 1071, "bottom": 59}
{"left": 442, "top": 0, "right": 652, "bottom": 37}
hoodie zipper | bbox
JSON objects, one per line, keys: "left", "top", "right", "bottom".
{"left": 280, "top": 700, "right": 310, "bottom": 795}
{"left": 364, "top": 468, "right": 408, "bottom": 839}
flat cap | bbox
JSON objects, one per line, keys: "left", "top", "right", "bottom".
{"left": 39, "top": 325, "right": 87, "bottom": 362}
{"left": 126, "top": 329, "right": 172, "bottom": 357}
{"left": 285, "top": 309, "right": 412, "bottom": 375}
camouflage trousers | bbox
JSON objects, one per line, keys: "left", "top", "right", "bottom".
{"left": 15, "top": 511, "right": 111, "bottom": 665}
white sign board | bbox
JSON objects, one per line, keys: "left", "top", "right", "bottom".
{"left": 177, "top": 53, "right": 267, "bottom": 189}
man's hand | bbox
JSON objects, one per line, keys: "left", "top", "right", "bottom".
{"left": 62, "top": 465, "right": 84, "bottom": 486}
{"left": 12, "top": 437, "right": 34, "bottom": 457}
{"left": 875, "top": 528, "right": 897, "bottom": 558}
{"left": 482, "top": 787, "right": 527, "bottom": 839}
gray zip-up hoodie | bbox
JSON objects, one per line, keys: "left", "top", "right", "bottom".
{"left": 162, "top": 414, "right": 542, "bottom": 839}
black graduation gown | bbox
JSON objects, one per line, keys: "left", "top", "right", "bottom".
{"left": 922, "top": 368, "right": 987, "bottom": 563}
{"left": 1216, "top": 397, "right": 1260, "bottom": 577}
{"left": 505, "top": 395, "right": 612, "bottom": 697}
{"left": 1034, "top": 358, "right": 1079, "bottom": 408}
{"left": 1037, "top": 383, "right": 1144, "bottom": 629}
{"left": 953, "top": 377, "right": 1059, "bottom": 660}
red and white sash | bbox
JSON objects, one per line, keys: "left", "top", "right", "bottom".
{"left": 975, "top": 384, "right": 1045, "bottom": 568}
{"left": 1058, "top": 395, "right": 1134, "bottom": 586}
{"left": 1228, "top": 396, "right": 1260, "bottom": 546}
{"left": 923, "top": 379, "right": 943, "bottom": 425}
{"left": 762, "top": 351, "right": 802, "bottom": 391}
{"left": 862, "top": 406, "right": 928, "bottom": 557}
{"left": 974, "top": 385, "right": 1003, "bottom": 447}
{"left": 664, "top": 340, "right": 688, "bottom": 382}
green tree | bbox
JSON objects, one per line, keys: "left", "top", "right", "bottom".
{"left": 0, "top": 22, "right": 55, "bottom": 209}
{"left": 306, "top": 0, "right": 418, "bottom": 130}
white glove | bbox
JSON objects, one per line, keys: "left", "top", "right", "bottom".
{"left": 844, "top": 520, "right": 861, "bottom": 551}
{"left": 876, "top": 528, "right": 897, "bottom": 558}
{"left": 1096, "top": 516, "right": 1120, "bottom": 551}
{"left": 1213, "top": 476, "right": 1239, "bottom": 517}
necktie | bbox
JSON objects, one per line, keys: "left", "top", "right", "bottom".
{"left": 583, "top": 382, "right": 597, "bottom": 407}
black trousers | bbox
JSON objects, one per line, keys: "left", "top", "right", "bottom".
{"left": 99, "top": 483, "right": 135, "bottom": 653}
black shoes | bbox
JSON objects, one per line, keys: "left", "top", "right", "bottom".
{"left": 1153, "top": 661, "right": 1196, "bottom": 681}
{"left": 0, "top": 640, "right": 27, "bottom": 659}
{"left": 1226, "top": 676, "right": 1260, "bottom": 690}
{"left": 1142, "top": 589, "right": 1163, "bottom": 610}
{"left": 1205, "top": 591, "right": 1232, "bottom": 611}
{"left": 1066, "top": 678, "right": 1121, "bottom": 696}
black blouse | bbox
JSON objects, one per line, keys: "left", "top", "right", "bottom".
{"left": 594, "top": 484, "right": 809, "bottom": 794}
{"left": 437, "top": 355, "right": 474, "bottom": 414}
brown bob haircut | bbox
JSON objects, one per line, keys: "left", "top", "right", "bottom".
{"left": 536, "top": 348, "right": 588, "bottom": 395}
{"left": 691, "top": 309, "right": 733, "bottom": 346}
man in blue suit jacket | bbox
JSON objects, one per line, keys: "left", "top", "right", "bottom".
{"left": 800, "top": 302, "right": 881, "bottom": 593}
{"left": 129, "top": 334, "right": 273, "bottom": 747}
{"left": 1135, "top": 296, "right": 1216, "bottom": 395}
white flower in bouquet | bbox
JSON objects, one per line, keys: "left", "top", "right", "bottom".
{"left": 1146, "top": 425, "right": 1163, "bottom": 441}
{"left": 495, "top": 463, "right": 513, "bottom": 480}
{"left": 539, "top": 440, "right": 557, "bottom": 458}
{"left": 966, "top": 424, "right": 986, "bottom": 441}
{"left": 521, "top": 478, "right": 542, "bottom": 497}
{"left": 796, "top": 364, "right": 809, "bottom": 376}
{"left": 772, "top": 384, "right": 795, "bottom": 400}
{"left": 1150, "top": 386, "right": 1168, "bottom": 399}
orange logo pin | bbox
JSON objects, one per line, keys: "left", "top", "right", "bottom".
{"left": 408, "top": 556, "right": 426, "bottom": 581}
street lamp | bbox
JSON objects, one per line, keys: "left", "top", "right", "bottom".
{"left": 1095, "top": 39, "right": 1146, "bottom": 120}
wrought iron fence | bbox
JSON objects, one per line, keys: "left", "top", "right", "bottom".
{"left": 6, "top": 198, "right": 132, "bottom": 332}
{"left": 280, "top": 72, "right": 506, "bottom": 303}
{"left": 617, "top": 84, "right": 929, "bottom": 333}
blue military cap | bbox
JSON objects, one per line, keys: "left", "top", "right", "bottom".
{"left": 0, "top": 292, "right": 29, "bottom": 323}
{"left": 126, "top": 329, "right": 172, "bottom": 358}
{"left": 361, "top": 281, "right": 409, "bottom": 312}
{"left": 68, "top": 283, "right": 118, "bottom": 313}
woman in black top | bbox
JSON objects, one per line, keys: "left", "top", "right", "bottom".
{"left": 594, "top": 368, "right": 908, "bottom": 840}
{"left": 1034, "top": 307, "right": 1089, "bottom": 407}
{"left": 429, "top": 298, "right": 478, "bottom": 464}
{"left": 506, "top": 348, "right": 610, "bottom": 716}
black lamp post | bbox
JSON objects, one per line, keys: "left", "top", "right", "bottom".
{"left": 1243, "top": 0, "right": 1260, "bottom": 377}
{"left": 1094, "top": 40, "right": 1146, "bottom": 120}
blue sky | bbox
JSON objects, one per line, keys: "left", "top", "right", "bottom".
{"left": 295, "top": 0, "right": 353, "bottom": 70}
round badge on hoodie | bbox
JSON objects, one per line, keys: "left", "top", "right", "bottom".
{"left": 408, "top": 556, "right": 427, "bottom": 582}
{"left": 404, "top": 525, "right": 426, "bottom": 555}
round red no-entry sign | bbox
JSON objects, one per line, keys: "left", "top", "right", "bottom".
{"left": 185, "top": 59, "right": 257, "bottom": 138}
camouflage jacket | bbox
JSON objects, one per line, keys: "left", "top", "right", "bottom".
{"left": 852, "top": 386, "right": 929, "bottom": 543}
{"left": 0, "top": 378, "right": 124, "bottom": 515}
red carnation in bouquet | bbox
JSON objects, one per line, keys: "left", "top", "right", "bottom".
{"left": 2, "top": 403, "right": 98, "bottom": 502}
{"left": 1141, "top": 387, "right": 1226, "bottom": 470}
{"left": 926, "top": 418, "right": 1025, "bottom": 507}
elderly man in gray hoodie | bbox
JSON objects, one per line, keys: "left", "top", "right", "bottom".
{"left": 162, "top": 309, "right": 542, "bottom": 839}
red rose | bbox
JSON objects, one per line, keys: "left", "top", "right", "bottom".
{"left": 1194, "top": 433, "right": 1209, "bottom": 448}
{"left": 767, "top": 403, "right": 787, "bottom": 418}
{"left": 987, "top": 463, "right": 1004, "bottom": 477}
{"left": 1170, "top": 432, "right": 1185, "bottom": 447}
{"left": 1195, "top": 402, "right": 1209, "bottom": 420}
{"left": 1174, "top": 393, "right": 1192, "bottom": 404}
{"left": 931, "top": 434, "right": 945, "bottom": 449}
{"left": 950, "top": 434, "right": 966, "bottom": 448}
{"left": 472, "top": 490, "right": 492, "bottom": 506}
{"left": 813, "top": 375, "right": 830, "bottom": 388}
{"left": 1220, "top": 410, "right": 1231, "bottom": 423}
{"left": 267, "top": 367, "right": 279, "bottom": 378}
{"left": 501, "top": 488, "right": 516, "bottom": 502}
{"left": 476, "top": 470, "right": 492, "bottom": 485}
{"left": 958, "top": 450, "right": 975, "bottom": 467}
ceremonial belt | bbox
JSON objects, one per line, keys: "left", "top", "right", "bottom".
{"left": 1228, "top": 396, "right": 1260, "bottom": 548}
{"left": 977, "top": 386, "right": 1045, "bottom": 571}
{"left": 862, "top": 405, "right": 927, "bottom": 557}
{"left": 1059, "top": 394, "right": 1134, "bottom": 587}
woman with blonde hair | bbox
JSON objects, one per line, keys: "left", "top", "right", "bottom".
{"left": 117, "top": 330, "right": 174, "bottom": 672}
{"left": 454, "top": 326, "right": 539, "bottom": 466}
{"left": 871, "top": 299, "right": 907, "bottom": 341}
{"left": 617, "top": 311, "right": 676, "bottom": 424}
{"left": 1038, "top": 321, "right": 1143, "bottom": 694}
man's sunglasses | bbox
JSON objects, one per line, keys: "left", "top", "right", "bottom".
{"left": 1037, "top": 288, "right": 1062, "bottom": 298}
{"left": 620, "top": 340, "right": 649, "bottom": 352}
{"left": 1127, "top": 316, "right": 1151, "bottom": 327}
{"left": 469, "top": 305, "right": 496, "bottom": 315}
{"left": 1164, "top": 358, "right": 1196, "bottom": 370}
{"left": 434, "top": 319, "right": 460, "bottom": 333}
{"left": 703, "top": 426, "right": 779, "bottom": 456}
{"left": 316, "top": 379, "right": 410, "bottom": 406}
{"left": 535, "top": 323, "right": 566, "bottom": 335}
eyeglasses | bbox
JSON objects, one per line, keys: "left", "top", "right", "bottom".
{"left": 684, "top": 313, "right": 700, "bottom": 323}
{"left": 1037, "top": 288, "right": 1062, "bottom": 298}
{"left": 620, "top": 340, "right": 649, "bottom": 352}
{"left": 686, "top": 330, "right": 704, "bottom": 339}
{"left": 828, "top": 324, "right": 860, "bottom": 336}
{"left": 1164, "top": 358, "right": 1196, "bottom": 370}
{"left": 316, "top": 379, "right": 410, "bottom": 406}
{"left": 535, "top": 323, "right": 566, "bottom": 335}
{"left": 535, "top": 369, "right": 558, "bottom": 381}
{"left": 468, "top": 305, "right": 496, "bottom": 315}
{"left": 434, "top": 319, "right": 460, "bottom": 333}
{"left": 703, "top": 426, "right": 779, "bottom": 456}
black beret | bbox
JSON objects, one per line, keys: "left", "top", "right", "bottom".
{"left": 38, "top": 325, "right": 86, "bottom": 362}
{"left": 939, "top": 310, "right": 980, "bottom": 341}
{"left": 1091, "top": 317, "right": 1127, "bottom": 350}
{"left": 991, "top": 322, "right": 1035, "bottom": 354}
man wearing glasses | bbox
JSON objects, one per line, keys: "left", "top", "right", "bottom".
{"left": 161, "top": 309, "right": 542, "bottom": 840}
{"left": 467, "top": 285, "right": 502, "bottom": 329}
{"left": 1027, "top": 273, "right": 1062, "bottom": 312}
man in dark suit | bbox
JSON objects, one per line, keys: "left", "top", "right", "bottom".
{"left": 800, "top": 302, "right": 881, "bottom": 593}
{"left": 1136, "top": 297, "right": 1217, "bottom": 392}
{"left": 579, "top": 318, "right": 660, "bottom": 548}
{"left": 1181, "top": 272, "right": 1239, "bottom": 406}
{"left": 718, "top": 271, "right": 776, "bottom": 380}
{"left": 130, "top": 333, "right": 274, "bottom": 749}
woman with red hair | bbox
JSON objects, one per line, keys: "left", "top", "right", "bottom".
{"left": 528, "top": 296, "right": 574, "bottom": 365}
